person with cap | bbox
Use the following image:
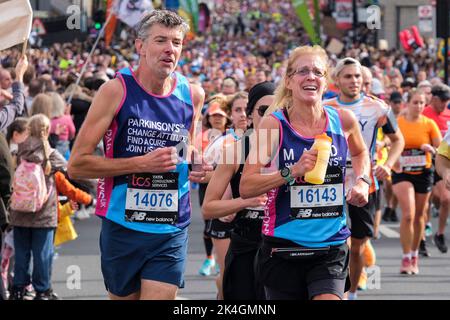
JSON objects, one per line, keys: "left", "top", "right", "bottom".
{"left": 196, "top": 95, "right": 230, "bottom": 278}
{"left": 380, "top": 91, "right": 404, "bottom": 223}
{"left": 421, "top": 84, "right": 450, "bottom": 254}
{"left": 202, "top": 81, "right": 275, "bottom": 300}
{"left": 324, "top": 57, "right": 404, "bottom": 300}
{"left": 241, "top": 46, "right": 370, "bottom": 301}
{"left": 389, "top": 91, "right": 404, "bottom": 117}
{"left": 401, "top": 78, "right": 416, "bottom": 102}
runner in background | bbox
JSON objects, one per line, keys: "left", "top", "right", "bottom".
{"left": 392, "top": 89, "right": 441, "bottom": 275}
{"left": 325, "top": 58, "right": 404, "bottom": 300}
{"left": 421, "top": 85, "right": 450, "bottom": 254}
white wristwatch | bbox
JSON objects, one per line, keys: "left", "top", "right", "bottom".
{"left": 356, "top": 174, "right": 372, "bottom": 186}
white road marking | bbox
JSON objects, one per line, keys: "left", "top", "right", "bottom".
{"left": 378, "top": 225, "right": 400, "bottom": 238}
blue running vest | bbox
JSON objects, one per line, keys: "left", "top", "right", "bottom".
{"left": 95, "top": 67, "right": 194, "bottom": 233}
{"left": 264, "top": 106, "right": 351, "bottom": 247}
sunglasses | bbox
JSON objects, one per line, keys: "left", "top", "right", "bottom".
{"left": 257, "top": 105, "right": 270, "bottom": 117}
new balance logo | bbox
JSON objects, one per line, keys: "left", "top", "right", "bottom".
{"left": 296, "top": 209, "right": 312, "bottom": 218}
{"left": 130, "top": 212, "right": 146, "bottom": 221}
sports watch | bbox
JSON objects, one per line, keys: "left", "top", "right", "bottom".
{"left": 356, "top": 174, "right": 372, "bottom": 187}
{"left": 280, "top": 167, "right": 296, "bottom": 185}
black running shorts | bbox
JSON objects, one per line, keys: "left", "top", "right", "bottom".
{"left": 392, "top": 170, "right": 433, "bottom": 194}
{"left": 255, "top": 236, "right": 350, "bottom": 300}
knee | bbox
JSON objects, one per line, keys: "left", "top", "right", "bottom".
{"left": 440, "top": 196, "right": 450, "bottom": 209}
{"left": 402, "top": 213, "right": 413, "bottom": 224}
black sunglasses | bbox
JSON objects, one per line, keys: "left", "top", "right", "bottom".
{"left": 257, "top": 105, "right": 270, "bottom": 117}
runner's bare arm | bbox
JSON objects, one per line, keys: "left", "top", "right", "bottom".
{"left": 203, "top": 142, "right": 266, "bottom": 219}
{"left": 240, "top": 116, "right": 285, "bottom": 199}
{"left": 340, "top": 109, "right": 370, "bottom": 178}
{"left": 383, "top": 130, "right": 404, "bottom": 169}
{"left": 68, "top": 79, "right": 177, "bottom": 179}
{"left": 189, "top": 83, "right": 214, "bottom": 183}
{"left": 436, "top": 154, "right": 450, "bottom": 191}
{"left": 202, "top": 162, "right": 243, "bottom": 218}
{"left": 189, "top": 83, "right": 205, "bottom": 142}
{"left": 340, "top": 109, "right": 370, "bottom": 206}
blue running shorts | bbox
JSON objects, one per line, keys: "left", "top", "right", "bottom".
{"left": 99, "top": 218, "right": 188, "bottom": 297}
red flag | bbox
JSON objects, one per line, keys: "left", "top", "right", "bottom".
{"left": 105, "top": 0, "right": 117, "bottom": 48}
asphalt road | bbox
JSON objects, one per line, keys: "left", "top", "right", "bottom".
{"left": 51, "top": 189, "right": 450, "bottom": 300}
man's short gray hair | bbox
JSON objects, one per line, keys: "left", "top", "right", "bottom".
{"left": 136, "top": 10, "right": 190, "bottom": 41}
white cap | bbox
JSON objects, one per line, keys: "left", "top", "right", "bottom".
{"left": 332, "top": 57, "right": 362, "bottom": 78}
{"left": 418, "top": 80, "right": 432, "bottom": 88}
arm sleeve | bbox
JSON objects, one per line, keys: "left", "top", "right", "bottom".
{"left": 55, "top": 171, "right": 92, "bottom": 205}
{"left": 381, "top": 108, "right": 398, "bottom": 134}
{"left": 0, "top": 82, "right": 25, "bottom": 131}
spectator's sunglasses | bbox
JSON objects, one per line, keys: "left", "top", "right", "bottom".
{"left": 257, "top": 105, "right": 270, "bottom": 117}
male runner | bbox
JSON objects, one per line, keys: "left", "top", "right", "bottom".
{"left": 68, "top": 10, "right": 209, "bottom": 300}
{"left": 324, "top": 58, "right": 404, "bottom": 300}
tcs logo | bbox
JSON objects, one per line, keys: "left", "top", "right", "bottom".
{"left": 131, "top": 175, "right": 152, "bottom": 188}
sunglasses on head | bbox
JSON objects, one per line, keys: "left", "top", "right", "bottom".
{"left": 257, "top": 105, "right": 270, "bottom": 116}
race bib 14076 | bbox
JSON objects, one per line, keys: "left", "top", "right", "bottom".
{"left": 125, "top": 172, "right": 179, "bottom": 224}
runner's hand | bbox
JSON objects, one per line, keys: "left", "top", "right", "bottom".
{"left": 140, "top": 147, "right": 178, "bottom": 173}
{"left": 373, "top": 164, "right": 391, "bottom": 180}
{"left": 346, "top": 180, "right": 369, "bottom": 207}
{"left": 244, "top": 194, "right": 268, "bottom": 208}
{"left": 219, "top": 213, "right": 236, "bottom": 223}
{"left": 290, "top": 149, "right": 318, "bottom": 178}
{"left": 189, "top": 150, "right": 214, "bottom": 183}
{"left": 420, "top": 144, "right": 435, "bottom": 154}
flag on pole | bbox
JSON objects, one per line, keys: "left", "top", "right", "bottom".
{"left": 291, "top": 0, "right": 320, "bottom": 44}
{"left": 117, "top": 0, "right": 154, "bottom": 28}
{"left": 105, "top": 0, "right": 118, "bottom": 47}
{"left": 179, "top": 0, "right": 199, "bottom": 34}
{"left": 0, "top": 0, "right": 32, "bottom": 51}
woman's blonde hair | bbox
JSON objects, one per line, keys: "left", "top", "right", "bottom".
{"left": 265, "top": 45, "right": 330, "bottom": 115}
{"left": 30, "top": 93, "right": 53, "bottom": 119}
{"left": 48, "top": 92, "right": 66, "bottom": 118}
{"left": 28, "top": 114, "right": 51, "bottom": 175}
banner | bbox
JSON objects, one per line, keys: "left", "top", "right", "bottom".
{"left": 0, "top": 0, "right": 32, "bottom": 51}
{"left": 335, "top": 0, "right": 353, "bottom": 30}
{"left": 179, "top": 0, "right": 199, "bottom": 34}
{"left": 291, "top": 0, "right": 320, "bottom": 44}
{"left": 117, "top": 0, "right": 154, "bottom": 28}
